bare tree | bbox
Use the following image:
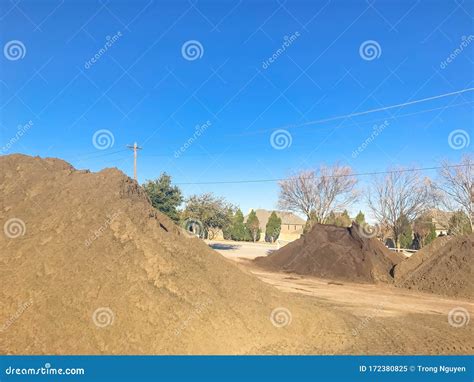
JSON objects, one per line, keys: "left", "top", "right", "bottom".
{"left": 278, "top": 164, "right": 358, "bottom": 224}
{"left": 436, "top": 155, "right": 473, "bottom": 231}
{"left": 367, "top": 168, "right": 433, "bottom": 249}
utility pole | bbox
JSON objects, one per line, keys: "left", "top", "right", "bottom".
{"left": 126, "top": 142, "right": 142, "bottom": 181}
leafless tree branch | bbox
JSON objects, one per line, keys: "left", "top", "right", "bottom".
{"left": 367, "top": 167, "right": 434, "bottom": 248}
{"left": 278, "top": 164, "right": 358, "bottom": 223}
{"left": 436, "top": 154, "right": 473, "bottom": 230}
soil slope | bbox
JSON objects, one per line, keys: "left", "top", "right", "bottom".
{"left": 254, "top": 223, "right": 403, "bottom": 284}
{"left": 394, "top": 235, "right": 473, "bottom": 300}
{"left": 1, "top": 154, "right": 471, "bottom": 356}
{"left": 0, "top": 154, "right": 351, "bottom": 355}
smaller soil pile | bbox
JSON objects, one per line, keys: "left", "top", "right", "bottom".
{"left": 254, "top": 223, "right": 403, "bottom": 284}
{"left": 394, "top": 235, "right": 473, "bottom": 300}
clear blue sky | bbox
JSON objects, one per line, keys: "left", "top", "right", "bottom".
{"left": 1, "top": 0, "right": 472, "bottom": 217}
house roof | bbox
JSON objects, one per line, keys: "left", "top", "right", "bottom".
{"left": 245, "top": 209, "right": 306, "bottom": 230}
{"left": 421, "top": 208, "right": 454, "bottom": 230}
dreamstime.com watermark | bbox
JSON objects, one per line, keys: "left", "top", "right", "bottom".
{"left": 448, "top": 129, "right": 470, "bottom": 150}
{"left": 262, "top": 32, "right": 300, "bottom": 69}
{"left": 3, "top": 218, "right": 26, "bottom": 239}
{"left": 174, "top": 297, "right": 213, "bottom": 336}
{"left": 84, "top": 31, "right": 123, "bottom": 69}
{"left": 92, "top": 129, "right": 115, "bottom": 150}
{"left": 3, "top": 40, "right": 26, "bottom": 61}
{"left": 356, "top": 222, "right": 381, "bottom": 239}
{"left": 0, "top": 120, "right": 34, "bottom": 154}
{"left": 352, "top": 302, "right": 385, "bottom": 336}
{"left": 352, "top": 120, "right": 390, "bottom": 159}
{"left": 92, "top": 307, "right": 115, "bottom": 328}
{"left": 84, "top": 210, "right": 121, "bottom": 247}
{"left": 440, "top": 35, "right": 474, "bottom": 69}
{"left": 270, "top": 129, "right": 292, "bottom": 150}
{"left": 182, "top": 218, "right": 205, "bottom": 238}
{"left": 359, "top": 40, "right": 382, "bottom": 61}
{"left": 174, "top": 120, "right": 212, "bottom": 158}
{"left": 448, "top": 307, "right": 470, "bottom": 328}
{"left": 4, "top": 363, "right": 84, "bottom": 376}
{"left": 181, "top": 40, "right": 204, "bottom": 61}
{"left": 270, "top": 307, "right": 292, "bottom": 328}
{"left": 0, "top": 298, "right": 33, "bottom": 333}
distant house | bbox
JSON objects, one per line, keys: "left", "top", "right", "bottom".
{"left": 421, "top": 209, "right": 454, "bottom": 236}
{"left": 245, "top": 209, "right": 305, "bottom": 243}
{"left": 383, "top": 208, "right": 455, "bottom": 249}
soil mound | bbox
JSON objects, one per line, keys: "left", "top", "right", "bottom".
{"left": 394, "top": 235, "right": 473, "bottom": 299}
{"left": 254, "top": 223, "right": 403, "bottom": 284}
{"left": 0, "top": 154, "right": 347, "bottom": 355}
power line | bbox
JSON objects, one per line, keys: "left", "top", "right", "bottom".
{"left": 136, "top": 101, "right": 474, "bottom": 158}
{"left": 74, "top": 91, "right": 473, "bottom": 161}
{"left": 137, "top": 100, "right": 474, "bottom": 159}
{"left": 129, "top": 100, "right": 474, "bottom": 159}
{"left": 174, "top": 164, "right": 469, "bottom": 185}
{"left": 276, "top": 88, "right": 474, "bottom": 130}
{"left": 75, "top": 148, "right": 129, "bottom": 160}
{"left": 234, "top": 99, "right": 474, "bottom": 137}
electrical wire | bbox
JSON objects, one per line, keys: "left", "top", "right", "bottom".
{"left": 174, "top": 164, "right": 469, "bottom": 185}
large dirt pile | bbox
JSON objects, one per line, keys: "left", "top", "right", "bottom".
{"left": 394, "top": 235, "right": 473, "bottom": 300}
{"left": 254, "top": 223, "right": 403, "bottom": 284}
{"left": 0, "top": 154, "right": 349, "bottom": 355}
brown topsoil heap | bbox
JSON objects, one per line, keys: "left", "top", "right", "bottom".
{"left": 254, "top": 223, "right": 403, "bottom": 284}
{"left": 394, "top": 235, "right": 473, "bottom": 300}
{"left": 0, "top": 154, "right": 351, "bottom": 355}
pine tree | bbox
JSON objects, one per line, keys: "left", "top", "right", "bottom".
{"left": 397, "top": 215, "right": 413, "bottom": 249}
{"left": 448, "top": 211, "right": 473, "bottom": 235}
{"left": 425, "top": 224, "right": 437, "bottom": 245}
{"left": 229, "top": 209, "right": 249, "bottom": 241}
{"left": 304, "top": 211, "right": 317, "bottom": 234}
{"left": 265, "top": 211, "right": 282, "bottom": 243}
{"left": 142, "top": 173, "right": 183, "bottom": 223}
{"left": 325, "top": 211, "right": 337, "bottom": 225}
{"left": 394, "top": 214, "right": 413, "bottom": 250}
{"left": 413, "top": 216, "right": 437, "bottom": 248}
{"left": 355, "top": 211, "right": 365, "bottom": 225}
{"left": 339, "top": 210, "right": 351, "bottom": 227}
{"left": 326, "top": 210, "right": 350, "bottom": 227}
{"left": 246, "top": 210, "right": 260, "bottom": 242}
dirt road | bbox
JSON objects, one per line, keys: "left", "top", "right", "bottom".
{"left": 208, "top": 240, "right": 474, "bottom": 354}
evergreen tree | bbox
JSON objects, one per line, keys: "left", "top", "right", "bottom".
{"left": 142, "top": 173, "right": 183, "bottom": 223}
{"left": 397, "top": 214, "right": 413, "bottom": 249}
{"left": 245, "top": 210, "right": 260, "bottom": 242}
{"left": 229, "top": 209, "right": 249, "bottom": 241}
{"left": 425, "top": 224, "right": 437, "bottom": 245}
{"left": 265, "top": 211, "right": 282, "bottom": 243}
{"left": 325, "top": 211, "right": 337, "bottom": 225}
{"left": 448, "top": 211, "right": 473, "bottom": 235}
{"left": 303, "top": 211, "right": 317, "bottom": 234}
{"left": 339, "top": 210, "right": 351, "bottom": 227}
{"left": 393, "top": 214, "right": 413, "bottom": 250}
{"left": 326, "top": 210, "right": 351, "bottom": 227}
{"left": 355, "top": 211, "right": 366, "bottom": 225}
{"left": 413, "top": 216, "right": 436, "bottom": 248}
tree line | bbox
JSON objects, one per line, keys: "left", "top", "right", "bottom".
{"left": 142, "top": 154, "right": 473, "bottom": 248}
{"left": 278, "top": 155, "right": 472, "bottom": 249}
{"left": 142, "top": 176, "right": 282, "bottom": 242}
